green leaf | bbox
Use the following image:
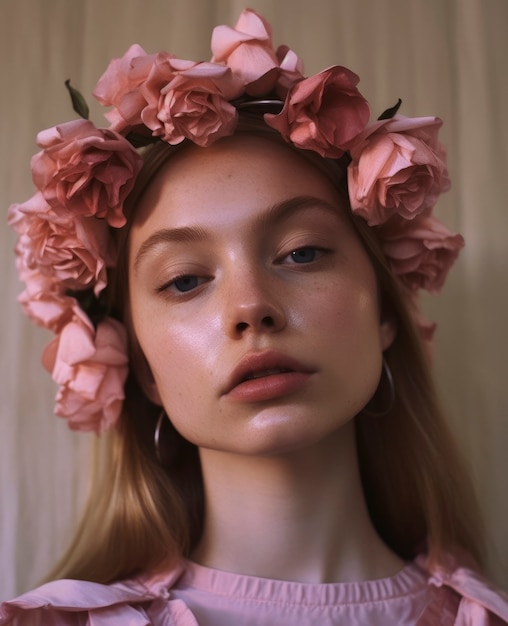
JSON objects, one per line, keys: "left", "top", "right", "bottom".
{"left": 377, "top": 98, "right": 402, "bottom": 121}
{"left": 65, "top": 79, "right": 90, "bottom": 120}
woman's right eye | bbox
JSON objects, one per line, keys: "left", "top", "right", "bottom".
{"left": 173, "top": 275, "right": 200, "bottom": 292}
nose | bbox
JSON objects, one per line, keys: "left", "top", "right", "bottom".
{"left": 222, "top": 267, "right": 287, "bottom": 339}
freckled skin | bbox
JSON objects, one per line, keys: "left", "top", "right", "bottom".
{"left": 128, "top": 134, "right": 395, "bottom": 457}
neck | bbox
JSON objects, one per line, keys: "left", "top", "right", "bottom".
{"left": 192, "top": 421, "right": 404, "bottom": 583}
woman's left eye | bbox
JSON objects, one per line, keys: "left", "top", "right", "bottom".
{"left": 287, "top": 246, "right": 321, "bottom": 264}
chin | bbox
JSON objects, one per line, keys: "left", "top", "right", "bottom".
{"left": 223, "top": 410, "right": 357, "bottom": 458}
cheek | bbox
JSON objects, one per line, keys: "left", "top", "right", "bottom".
{"left": 133, "top": 308, "right": 217, "bottom": 408}
{"left": 313, "top": 273, "right": 384, "bottom": 381}
{"left": 310, "top": 271, "right": 381, "bottom": 339}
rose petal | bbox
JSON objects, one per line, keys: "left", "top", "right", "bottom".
{"left": 32, "top": 119, "right": 142, "bottom": 228}
{"left": 379, "top": 215, "right": 464, "bottom": 293}
{"left": 348, "top": 115, "right": 451, "bottom": 225}
{"left": 266, "top": 66, "right": 370, "bottom": 158}
{"left": 42, "top": 317, "right": 129, "bottom": 434}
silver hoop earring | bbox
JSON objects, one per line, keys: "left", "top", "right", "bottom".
{"left": 154, "top": 409, "right": 166, "bottom": 464}
{"left": 362, "top": 358, "right": 395, "bottom": 418}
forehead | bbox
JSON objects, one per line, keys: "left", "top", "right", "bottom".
{"left": 132, "top": 134, "right": 345, "bottom": 228}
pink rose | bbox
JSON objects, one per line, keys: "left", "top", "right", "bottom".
{"left": 31, "top": 119, "right": 143, "bottom": 228}
{"left": 9, "top": 193, "right": 112, "bottom": 295}
{"left": 273, "top": 45, "right": 305, "bottom": 96}
{"left": 212, "top": 9, "right": 277, "bottom": 81}
{"left": 138, "top": 53, "right": 189, "bottom": 131}
{"left": 211, "top": 8, "right": 303, "bottom": 96}
{"left": 42, "top": 316, "right": 129, "bottom": 434}
{"left": 119, "top": 50, "right": 179, "bottom": 134}
{"left": 150, "top": 60, "right": 243, "bottom": 147}
{"left": 14, "top": 258, "right": 80, "bottom": 333}
{"left": 265, "top": 66, "right": 370, "bottom": 158}
{"left": 379, "top": 215, "right": 464, "bottom": 293}
{"left": 348, "top": 115, "right": 451, "bottom": 225}
{"left": 93, "top": 44, "right": 157, "bottom": 132}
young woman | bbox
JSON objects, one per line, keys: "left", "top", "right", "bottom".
{"left": 2, "top": 9, "right": 507, "bottom": 625}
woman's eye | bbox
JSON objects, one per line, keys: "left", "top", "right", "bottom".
{"left": 289, "top": 247, "right": 319, "bottom": 264}
{"left": 164, "top": 275, "right": 203, "bottom": 293}
{"left": 174, "top": 276, "right": 199, "bottom": 292}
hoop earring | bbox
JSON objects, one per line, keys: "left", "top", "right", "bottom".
{"left": 362, "top": 358, "right": 395, "bottom": 418}
{"left": 154, "top": 409, "right": 166, "bottom": 464}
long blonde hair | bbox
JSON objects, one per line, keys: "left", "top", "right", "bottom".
{"left": 46, "top": 120, "right": 484, "bottom": 583}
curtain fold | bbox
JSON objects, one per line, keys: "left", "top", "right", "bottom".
{"left": 1, "top": 0, "right": 506, "bottom": 597}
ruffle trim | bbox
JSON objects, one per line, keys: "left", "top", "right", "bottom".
{"left": 1, "top": 556, "right": 507, "bottom": 625}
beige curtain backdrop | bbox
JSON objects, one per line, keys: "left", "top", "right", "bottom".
{"left": 0, "top": 0, "right": 506, "bottom": 598}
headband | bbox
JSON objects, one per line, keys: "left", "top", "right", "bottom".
{"left": 8, "top": 9, "right": 463, "bottom": 435}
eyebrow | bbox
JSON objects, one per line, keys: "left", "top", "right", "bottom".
{"left": 133, "top": 195, "right": 340, "bottom": 272}
{"left": 133, "top": 225, "right": 209, "bottom": 272}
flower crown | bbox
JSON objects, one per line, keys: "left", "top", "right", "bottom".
{"left": 9, "top": 9, "right": 463, "bottom": 435}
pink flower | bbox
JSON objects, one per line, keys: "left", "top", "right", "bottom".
{"left": 265, "top": 66, "right": 370, "bottom": 158}
{"left": 42, "top": 316, "right": 129, "bottom": 434}
{"left": 31, "top": 119, "right": 143, "bottom": 228}
{"left": 149, "top": 60, "right": 243, "bottom": 147}
{"left": 15, "top": 259, "right": 81, "bottom": 333}
{"left": 379, "top": 215, "right": 464, "bottom": 293}
{"left": 211, "top": 8, "right": 303, "bottom": 96}
{"left": 9, "top": 193, "right": 113, "bottom": 295}
{"left": 93, "top": 44, "right": 157, "bottom": 132}
{"left": 348, "top": 115, "right": 451, "bottom": 226}
{"left": 273, "top": 45, "right": 305, "bottom": 96}
{"left": 137, "top": 51, "right": 180, "bottom": 131}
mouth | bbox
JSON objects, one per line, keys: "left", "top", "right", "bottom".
{"left": 242, "top": 367, "right": 292, "bottom": 381}
{"left": 223, "top": 351, "right": 314, "bottom": 401}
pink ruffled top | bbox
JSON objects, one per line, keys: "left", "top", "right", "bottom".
{"left": 1, "top": 556, "right": 507, "bottom": 625}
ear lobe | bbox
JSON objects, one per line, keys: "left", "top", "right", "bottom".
{"left": 379, "top": 314, "right": 397, "bottom": 351}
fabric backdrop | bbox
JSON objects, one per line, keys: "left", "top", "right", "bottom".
{"left": 1, "top": 0, "right": 506, "bottom": 598}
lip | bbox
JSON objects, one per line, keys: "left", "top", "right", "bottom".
{"left": 223, "top": 350, "right": 314, "bottom": 402}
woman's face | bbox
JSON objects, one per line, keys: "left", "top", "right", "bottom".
{"left": 128, "top": 134, "right": 395, "bottom": 456}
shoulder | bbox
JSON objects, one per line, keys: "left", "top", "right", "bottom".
{"left": 0, "top": 564, "right": 199, "bottom": 626}
{"left": 418, "top": 554, "right": 508, "bottom": 625}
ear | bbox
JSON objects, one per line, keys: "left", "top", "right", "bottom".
{"left": 379, "top": 312, "right": 397, "bottom": 351}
